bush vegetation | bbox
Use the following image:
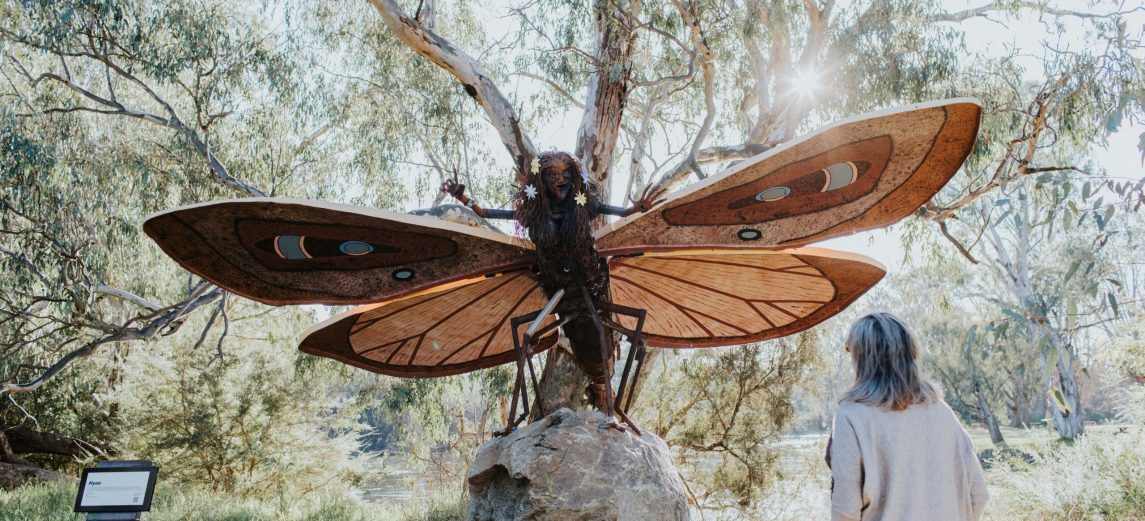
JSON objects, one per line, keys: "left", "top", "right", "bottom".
{"left": 0, "top": 481, "right": 467, "bottom": 521}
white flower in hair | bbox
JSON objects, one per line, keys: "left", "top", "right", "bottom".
{"left": 522, "top": 184, "right": 538, "bottom": 199}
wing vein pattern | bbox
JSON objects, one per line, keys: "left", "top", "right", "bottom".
{"left": 608, "top": 249, "right": 885, "bottom": 348}
{"left": 299, "top": 270, "right": 557, "bottom": 378}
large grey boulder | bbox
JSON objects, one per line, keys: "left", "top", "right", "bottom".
{"left": 467, "top": 408, "right": 691, "bottom": 521}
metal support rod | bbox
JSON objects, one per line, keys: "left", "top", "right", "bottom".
{"left": 526, "top": 288, "right": 565, "bottom": 337}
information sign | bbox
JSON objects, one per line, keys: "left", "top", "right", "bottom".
{"left": 74, "top": 466, "right": 158, "bottom": 513}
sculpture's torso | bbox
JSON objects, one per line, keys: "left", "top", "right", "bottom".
{"left": 529, "top": 210, "right": 613, "bottom": 385}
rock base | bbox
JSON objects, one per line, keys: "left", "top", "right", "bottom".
{"left": 467, "top": 408, "right": 690, "bottom": 521}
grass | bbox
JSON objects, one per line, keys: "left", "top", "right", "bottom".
{"left": 2, "top": 425, "right": 1137, "bottom": 521}
{"left": 0, "top": 481, "right": 466, "bottom": 521}
{"left": 966, "top": 423, "right": 1126, "bottom": 452}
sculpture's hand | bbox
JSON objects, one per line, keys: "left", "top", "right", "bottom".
{"left": 441, "top": 178, "right": 467, "bottom": 200}
{"left": 441, "top": 165, "right": 467, "bottom": 200}
{"left": 624, "top": 184, "right": 668, "bottom": 216}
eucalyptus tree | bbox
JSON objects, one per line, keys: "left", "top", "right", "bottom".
{"left": 0, "top": 0, "right": 385, "bottom": 485}
{"left": 951, "top": 178, "right": 1140, "bottom": 439}
{"left": 912, "top": 13, "right": 1144, "bottom": 437}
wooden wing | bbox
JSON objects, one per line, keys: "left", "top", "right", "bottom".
{"left": 608, "top": 248, "right": 884, "bottom": 348}
{"left": 143, "top": 198, "right": 534, "bottom": 305}
{"left": 298, "top": 269, "right": 557, "bottom": 378}
{"left": 595, "top": 99, "right": 982, "bottom": 255}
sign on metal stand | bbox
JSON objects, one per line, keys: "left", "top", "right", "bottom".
{"left": 74, "top": 460, "right": 159, "bottom": 521}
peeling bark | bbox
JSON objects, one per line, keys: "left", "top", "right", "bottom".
{"left": 368, "top": 0, "right": 536, "bottom": 168}
{"left": 575, "top": 0, "right": 642, "bottom": 198}
{"left": 1049, "top": 336, "right": 1084, "bottom": 439}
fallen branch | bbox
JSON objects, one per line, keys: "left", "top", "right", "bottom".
{"left": 1, "top": 286, "right": 224, "bottom": 396}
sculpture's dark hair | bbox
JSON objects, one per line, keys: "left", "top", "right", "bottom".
{"left": 513, "top": 151, "right": 599, "bottom": 252}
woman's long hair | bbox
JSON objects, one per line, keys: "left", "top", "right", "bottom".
{"left": 840, "top": 312, "right": 941, "bottom": 411}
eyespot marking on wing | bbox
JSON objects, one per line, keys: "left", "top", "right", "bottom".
{"left": 738, "top": 229, "right": 762, "bottom": 241}
{"left": 754, "top": 187, "right": 791, "bottom": 202}
{"left": 237, "top": 218, "right": 458, "bottom": 272}
{"left": 392, "top": 268, "right": 415, "bottom": 281}
{"left": 259, "top": 236, "right": 388, "bottom": 260}
{"left": 823, "top": 162, "right": 858, "bottom": 191}
{"left": 339, "top": 241, "right": 375, "bottom": 255}
{"left": 663, "top": 135, "right": 891, "bottom": 225}
{"left": 269, "top": 235, "right": 310, "bottom": 259}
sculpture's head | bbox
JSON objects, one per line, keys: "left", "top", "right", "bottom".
{"left": 513, "top": 150, "right": 598, "bottom": 246}
{"left": 538, "top": 151, "right": 582, "bottom": 202}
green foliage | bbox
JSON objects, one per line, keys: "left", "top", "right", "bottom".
{"left": 986, "top": 386, "right": 1145, "bottom": 520}
{"left": 640, "top": 332, "right": 823, "bottom": 508}
{"left": 360, "top": 366, "right": 512, "bottom": 496}
{"left": 112, "top": 307, "right": 369, "bottom": 496}
{"left": 401, "top": 497, "right": 466, "bottom": 521}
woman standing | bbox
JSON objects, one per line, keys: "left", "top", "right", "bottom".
{"left": 828, "top": 313, "right": 989, "bottom": 521}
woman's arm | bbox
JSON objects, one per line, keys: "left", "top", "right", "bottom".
{"left": 829, "top": 410, "right": 864, "bottom": 521}
{"left": 963, "top": 431, "right": 989, "bottom": 520}
{"left": 441, "top": 179, "right": 515, "bottom": 220}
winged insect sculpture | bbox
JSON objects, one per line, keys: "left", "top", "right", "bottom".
{"left": 143, "top": 99, "right": 981, "bottom": 434}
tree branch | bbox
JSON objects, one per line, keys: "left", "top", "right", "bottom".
{"left": 367, "top": 0, "right": 536, "bottom": 170}
{"left": 919, "top": 75, "right": 1070, "bottom": 221}
{"left": 94, "top": 285, "right": 163, "bottom": 312}
{"left": 672, "top": 0, "right": 717, "bottom": 181}
{"left": 650, "top": 142, "right": 775, "bottom": 194}
{"left": 938, "top": 219, "right": 980, "bottom": 264}
{"left": 933, "top": 2, "right": 1138, "bottom": 23}
{"left": 0, "top": 286, "right": 224, "bottom": 396}
{"left": 4, "top": 40, "right": 265, "bottom": 197}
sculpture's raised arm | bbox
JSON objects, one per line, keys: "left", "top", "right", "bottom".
{"left": 440, "top": 178, "right": 515, "bottom": 220}
{"left": 597, "top": 183, "right": 668, "bottom": 217}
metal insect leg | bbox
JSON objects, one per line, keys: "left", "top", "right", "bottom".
{"left": 495, "top": 289, "right": 566, "bottom": 437}
{"left": 577, "top": 286, "right": 627, "bottom": 432}
{"left": 600, "top": 302, "right": 648, "bottom": 435}
{"left": 622, "top": 337, "right": 648, "bottom": 413}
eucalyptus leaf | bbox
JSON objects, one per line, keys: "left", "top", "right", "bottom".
{"left": 1051, "top": 388, "right": 1072, "bottom": 415}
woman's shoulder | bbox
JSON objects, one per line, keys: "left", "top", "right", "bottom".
{"left": 835, "top": 398, "right": 958, "bottom": 418}
{"left": 834, "top": 400, "right": 881, "bottom": 421}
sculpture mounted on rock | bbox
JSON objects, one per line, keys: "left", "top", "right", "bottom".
{"left": 143, "top": 99, "right": 982, "bottom": 434}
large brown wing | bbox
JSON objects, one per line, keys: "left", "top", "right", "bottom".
{"left": 143, "top": 198, "right": 533, "bottom": 305}
{"left": 595, "top": 99, "right": 981, "bottom": 255}
{"left": 298, "top": 269, "right": 556, "bottom": 378}
{"left": 608, "top": 248, "right": 884, "bottom": 348}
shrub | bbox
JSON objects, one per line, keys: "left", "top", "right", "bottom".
{"left": 985, "top": 385, "right": 1145, "bottom": 520}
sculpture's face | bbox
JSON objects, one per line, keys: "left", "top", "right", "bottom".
{"left": 543, "top": 165, "right": 573, "bottom": 201}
